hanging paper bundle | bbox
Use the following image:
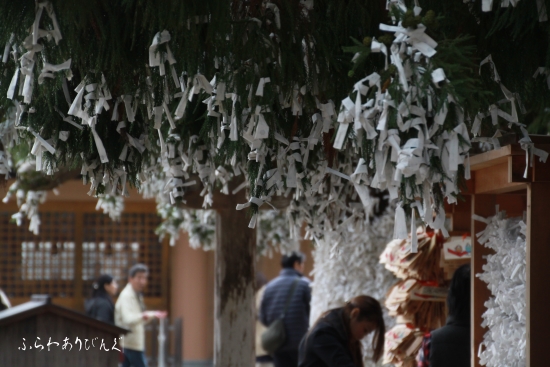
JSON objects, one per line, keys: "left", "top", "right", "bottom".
{"left": 1, "top": 0, "right": 547, "bottom": 254}
{"left": 474, "top": 211, "right": 527, "bottom": 367}
{"left": 337, "top": 2, "right": 476, "bottom": 243}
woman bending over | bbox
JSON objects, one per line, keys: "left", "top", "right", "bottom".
{"left": 299, "top": 295, "right": 385, "bottom": 367}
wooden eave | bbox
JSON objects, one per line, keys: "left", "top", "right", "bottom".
{"left": 0, "top": 300, "right": 128, "bottom": 335}
{"left": 468, "top": 135, "right": 550, "bottom": 194}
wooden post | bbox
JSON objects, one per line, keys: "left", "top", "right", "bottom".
{"left": 471, "top": 194, "right": 496, "bottom": 367}
{"left": 526, "top": 183, "right": 550, "bottom": 367}
{"left": 214, "top": 208, "right": 256, "bottom": 367}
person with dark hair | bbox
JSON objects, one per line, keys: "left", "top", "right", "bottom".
{"left": 85, "top": 274, "right": 118, "bottom": 324}
{"left": 280, "top": 252, "right": 306, "bottom": 270}
{"left": 260, "top": 251, "right": 311, "bottom": 367}
{"left": 298, "top": 295, "right": 385, "bottom": 367}
{"left": 417, "top": 263, "right": 471, "bottom": 367}
{"left": 115, "top": 263, "right": 167, "bottom": 367}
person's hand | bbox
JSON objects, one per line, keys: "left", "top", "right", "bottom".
{"left": 143, "top": 310, "right": 168, "bottom": 319}
{"left": 155, "top": 310, "right": 168, "bottom": 319}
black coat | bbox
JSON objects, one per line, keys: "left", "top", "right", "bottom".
{"left": 429, "top": 315, "right": 470, "bottom": 367}
{"left": 85, "top": 293, "right": 115, "bottom": 324}
{"left": 298, "top": 308, "right": 357, "bottom": 367}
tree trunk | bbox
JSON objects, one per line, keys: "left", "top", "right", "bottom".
{"left": 214, "top": 208, "right": 256, "bottom": 367}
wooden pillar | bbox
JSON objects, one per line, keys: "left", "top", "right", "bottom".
{"left": 214, "top": 208, "right": 256, "bottom": 367}
{"left": 471, "top": 194, "right": 495, "bottom": 367}
{"left": 526, "top": 183, "right": 550, "bottom": 367}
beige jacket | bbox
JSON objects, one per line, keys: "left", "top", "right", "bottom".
{"left": 115, "top": 283, "right": 149, "bottom": 351}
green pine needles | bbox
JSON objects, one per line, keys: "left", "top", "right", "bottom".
{"left": 0, "top": 0, "right": 548, "bottom": 240}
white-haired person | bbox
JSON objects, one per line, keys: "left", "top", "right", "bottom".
{"left": 115, "top": 263, "right": 167, "bottom": 367}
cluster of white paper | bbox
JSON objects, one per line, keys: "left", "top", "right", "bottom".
{"left": 5, "top": 2, "right": 68, "bottom": 174}
{"left": 0, "top": 1, "right": 362, "bottom": 242}
{"left": 155, "top": 207, "right": 217, "bottom": 249}
{"left": 335, "top": 2, "right": 471, "bottom": 247}
{"left": 2, "top": 179, "right": 46, "bottom": 235}
{"left": 2, "top": 0, "right": 548, "bottom": 258}
{"left": 341, "top": 1, "right": 547, "bottom": 248}
{"left": 309, "top": 208, "right": 396, "bottom": 322}
{"left": 154, "top": 202, "right": 298, "bottom": 256}
{"left": 95, "top": 194, "right": 125, "bottom": 222}
{"left": 475, "top": 212, "right": 526, "bottom": 367}
{"left": 0, "top": 109, "right": 16, "bottom": 178}
{"left": 257, "top": 210, "right": 300, "bottom": 257}
{"left": 0, "top": 2, "right": 66, "bottom": 232}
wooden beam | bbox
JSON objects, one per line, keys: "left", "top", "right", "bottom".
{"left": 526, "top": 183, "right": 550, "bottom": 367}
{"left": 469, "top": 145, "right": 524, "bottom": 171}
{"left": 471, "top": 194, "right": 496, "bottom": 367}
{"left": 214, "top": 208, "right": 256, "bottom": 367}
{"left": 473, "top": 162, "right": 527, "bottom": 194}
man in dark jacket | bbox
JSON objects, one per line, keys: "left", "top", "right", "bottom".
{"left": 260, "top": 251, "right": 311, "bottom": 367}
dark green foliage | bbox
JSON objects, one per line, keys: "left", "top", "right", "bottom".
{"left": 421, "top": 0, "right": 550, "bottom": 132}
{"left": 0, "top": 0, "right": 390, "bottom": 202}
{"left": 1, "top": 0, "right": 549, "bottom": 222}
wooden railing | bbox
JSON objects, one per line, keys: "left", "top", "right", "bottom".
{"left": 145, "top": 318, "right": 183, "bottom": 367}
